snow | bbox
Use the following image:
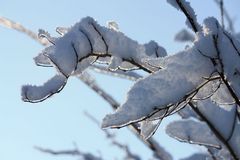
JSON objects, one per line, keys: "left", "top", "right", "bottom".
{"left": 144, "top": 40, "right": 167, "bottom": 58}
{"left": 166, "top": 120, "right": 220, "bottom": 148}
{"left": 102, "top": 45, "right": 214, "bottom": 128}
{"left": 21, "top": 15, "right": 240, "bottom": 159}
{"left": 211, "top": 84, "right": 235, "bottom": 105}
{"left": 108, "top": 56, "right": 122, "bottom": 71}
{"left": 21, "top": 74, "right": 67, "bottom": 103}
{"left": 194, "top": 79, "right": 220, "bottom": 100}
{"left": 107, "top": 21, "right": 119, "bottom": 32}
{"left": 101, "top": 17, "right": 240, "bottom": 131}
{"left": 74, "top": 57, "right": 97, "bottom": 75}
{"left": 181, "top": 1, "right": 201, "bottom": 31}
{"left": 228, "top": 117, "right": 240, "bottom": 158}
{"left": 174, "top": 29, "right": 194, "bottom": 42}
{"left": 22, "top": 16, "right": 169, "bottom": 102}
{"left": 180, "top": 153, "right": 211, "bottom": 160}
{"left": 34, "top": 50, "right": 52, "bottom": 67}
{"left": 198, "top": 18, "right": 240, "bottom": 101}
{"left": 217, "top": 31, "right": 240, "bottom": 98}
{"left": 41, "top": 26, "right": 92, "bottom": 77}
{"left": 77, "top": 17, "right": 165, "bottom": 71}
{"left": 38, "top": 29, "right": 56, "bottom": 45}
{"left": 196, "top": 99, "right": 236, "bottom": 139}
{"left": 167, "top": 0, "right": 201, "bottom": 32}
{"left": 139, "top": 119, "right": 161, "bottom": 139}
{"left": 178, "top": 105, "right": 199, "bottom": 119}
{"left": 55, "top": 27, "right": 69, "bottom": 35}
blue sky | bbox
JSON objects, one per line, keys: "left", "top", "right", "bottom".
{"left": 0, "top": 0, "right": 240, "bottom": 160}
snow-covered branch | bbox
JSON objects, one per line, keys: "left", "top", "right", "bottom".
{"left": 101, "top": 17, "right": 240, "bottom": 159}
{"left": 167, "top": 0, "right": 201, "bottom": 32}
{"left": 79, "top": 72, "right": 172, "bottom": 160}
{"left": 18, "top": 1, "right": 240, "bottom": 159}
{"left": 0, "top": 16, "right": 172, "bottom": 159}
{"left": 21, "top": 16, "right": 167, "bottom": 103}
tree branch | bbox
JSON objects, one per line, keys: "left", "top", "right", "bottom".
{"left": 189, "top": 102, "right": 238, "bottom": 160}
{"left": 0, "top": 16, "right": 49, "bottom": 46}
{"left": 1, "top": 16, "right": 171, "bottom": 160}
{"left": 213, "top": 0, "right": 235, "bottom": 32}
{"left": 78, "top": 72, "right": 172, "bottom": 160}
{"left": 175, "top": 0, "right": 200, "bottom": 33}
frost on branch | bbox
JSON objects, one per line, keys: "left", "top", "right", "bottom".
{"left": 167, "top": 0, "right": 201, "bottom": 32}
{"left": 168, "top": 100, "right": 240, "bottom": 159}
{"left": 22, "top": 74, "right": 67, "bottom": 103}
{"left": 196, "top": 100, "right": 240, "bottom": 158}
{"left": 102, "top": 19, "right": 218, "bottom": 128}
{"left": 197, "top": 100, "right": 236, "bottom": 140}
{"left": 166, "top": 120, "right": 220, "bottom": 149}
{"left": 139, "top": 119, "right": 162, "bottom": 140}
{"left": 102, "top": 49, "right": 215, "bottom": 128}
{"left": 21, "top": 17, "right": 166, "bottom": 103}
{"left": 102, "top": 17, "right": 240, "bottom": 143}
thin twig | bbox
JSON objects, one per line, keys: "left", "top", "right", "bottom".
{"left": 213, "top": 0, "right": 235, "bottom": 32}
{"left": 175, "top": 0, "right": 200, "bottom": 33}
{"left": 35, "top": 145, "right": 103, "bottom": 160}
{"left": 189, "top": 102, "right": 237, "bottom": 160}
{"left": 220, "top": 0, "right": 225, "bottom": 29}
{"left": 0, "top": 16, "right": 49, "bottom": 45}
{"left": 1, "top": 17, "right": 172, "bottom": 160}
{"left": 78, "top": 72, "right": 172, "bottom": 160}
{"left": 84, "top": 111, "right": 141, "bottom": 160}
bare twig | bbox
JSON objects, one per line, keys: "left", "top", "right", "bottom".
{"left": 0, "top": 16, "right": 49, "bottom": 45}
{"left": 213, "top": 0, "right": 235, "bottom": 32}
{"left": 1, "top": 16, "right": 172, "bottom": 160}
{"left": 220, "top": 0, "right": 225, "bottom": 29}
{"left": 78, "top": 72, "right": 172, "bottom": 160}
{"left": 35, "top": 145, "right": 103, "bottom": 160}
{"left": 35, "top": 146, "right": 81, "bottom": 156}
{"left": 84, "top": 111, "right": 141, "bottom": 160}
{"left": 186, "top": 32, "right": 239, "bottom": 160}
{"left": 189, "top": 102, "right": 237, "bottom": 160}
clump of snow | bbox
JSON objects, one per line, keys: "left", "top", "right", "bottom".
{"left": 166, "top": 120, "right": 220, "bottom": 148}
{"left": 144, "top": 40, "right": 167, "bottom": 57}
{"left": 102, "top": 17, "right": 240, "bottom": 131}
{"left": 228, "top": 117, "right": 240, "bottom": 158}
{"left": 22, "top": 74, "right": 66, "bottom": 103}
{"left": 22, "top": 17, "right": 167, "bottom": 102}
{"left": 175, "top": 29, "right": 194, "bottom": 42}
{"left": 178, "top": 105, "right": 199, "bottom": 119}
{"left": 107, "top": 21, "right": 119, "bottom": 31}
{"left": 180, "top": 153, "right": 210, "bottom": 160}
{"left": 211, "top": 84, "right": 235, "bottom": 105}
{"left": 102, "top": 45, "right": 215, "bottom": 128}
{"left": 34, "top": 50, "right": 52, "bottom": 67}
{"left": 197, "top": 99, "right": 236, "bottom": 139}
